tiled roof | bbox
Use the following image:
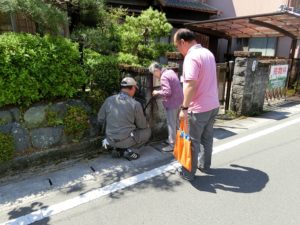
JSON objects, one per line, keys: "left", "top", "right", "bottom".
{"left": 158, "top": 0, "right": 218, "bottom": 13}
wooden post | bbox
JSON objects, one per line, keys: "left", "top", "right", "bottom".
{"left": 10, "top": 13, "right": 17, "bottom": 32}
{"left": 287, "top": 39, "right": 297, "bottom": 88}
{"left": 225, "top": 38, "right": 233, "bottom": 111}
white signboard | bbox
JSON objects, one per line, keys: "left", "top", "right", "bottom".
{"left": 268, "top": 65, "right": 288, "bottom": 89}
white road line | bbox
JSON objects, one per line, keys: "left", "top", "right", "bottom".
{"left": 213, "top": 117, "right": 300, "bottom": 154}
{"left": 1, "top": 162, "right": 181, "bottom": 225}
{"left": 2, "top": 117, "right": 300, "bottom": 225}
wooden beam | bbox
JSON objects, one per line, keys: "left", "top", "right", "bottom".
{"left": 289, "top": 39, "right": 297, "bottom": 60}
{"left": 249, "top": 18, "right": 296, "bottom": 39}
{"left": 186, "top": 25, "right": 230, "bottom": 39}
{"left": 286, "top": 39, "right": 297, "bottom": 88}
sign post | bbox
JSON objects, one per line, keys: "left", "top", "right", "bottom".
{"left": 266, "top": 64, "right": 289, "bottom": 101}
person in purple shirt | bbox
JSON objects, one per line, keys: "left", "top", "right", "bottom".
{"left": 149, "top": 62, "right": 183, "bottom": 152}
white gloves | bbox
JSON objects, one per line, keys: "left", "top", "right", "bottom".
{"left": 102, "top": 138, "right": 109, "bottom": 149}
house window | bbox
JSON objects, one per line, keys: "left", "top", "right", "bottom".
{"left": 291, "top": 0, "right": 300, "bottom": 11}
{"left": 249, "top": 37, "right": 277, "bottom": 57}
{"left": 236, "top": 38, "right": 249, "bottom": 51}
{"left": 0, "top": 13, "right": 13, "bottom": 33}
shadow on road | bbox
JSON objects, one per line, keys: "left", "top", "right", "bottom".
{"left": 191, "top": 164, "right": 269, "bottom": 194}
{"left": 7, "top": 202, "right": 50, "bottom": 225}
{"left": 214, "top": 128, "right": 237, "bottom": 140}
{"left": 76, "top": 164, "right": 182, "bottom": 200}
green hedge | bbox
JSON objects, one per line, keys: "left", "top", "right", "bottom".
{"left": 84, "top": 49, "right": 120, "bottom": 95}
{"left": 0, "top": 33, "right": 87, "bottom": 107}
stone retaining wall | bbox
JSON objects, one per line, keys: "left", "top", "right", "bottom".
{"left": 0, "top": 99, "right": 100, "bottom": 162}
{"left": 230, "top": 51, "right": 290, "bottom": 116}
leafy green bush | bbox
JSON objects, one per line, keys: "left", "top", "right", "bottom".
{"left": 85, "top": 89, "right": 108, "bottom": 114}
{"left": 0, "top": 119, "right": 7, "bottom": 126}
{"left": 84, "top": 49, "right": 120, "bottom": 95}
{"left": 118, "top": 7, "right": 173, "bottom": 67}
{"left": 46, "top": 110, "right": 64, "bottom": 127}
{"left": 64, "top": 106, "right": 89, "bottom": 140}
{"left": 0, "top": 133, "right": 14, "bottom": 163}
{"left": 0, "top": 33, "right": 87, "bottom": 107}
{"left": 117, "top": 52, "right": 140, "bottom": 67}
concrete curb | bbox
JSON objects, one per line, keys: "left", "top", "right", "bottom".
{"left": 0, "top": 137, "right": 103, "bottom": 179}
{"left": 0, "top": 145, "right": 174, "bottom": 210}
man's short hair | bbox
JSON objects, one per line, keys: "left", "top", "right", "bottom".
{"left": 148, "top": 62, "right": 162, "bottom": 74}
{"left": 174, "top": 28, "right": 196, "bottom": 42}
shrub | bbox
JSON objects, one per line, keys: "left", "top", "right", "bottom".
{"left": 46, "top": 110, "right": 64, "bottom": 127}
{"left": 85, "top": 89, "right": 108, "bottom": 114}
{"left": 117, "top": 52, "right": 140, "bottom": 67}
{"left": 0, "top": 33, "right": 87, "bottom": 107}
{"left": 64, "top": 106, "right": 89, "bottom": 140}
{"left": 84, "top": 49, "right": 120, "bottom": 95}
{"left": 0, "top": 0, "right": 67, "bottom": 35}
{"left": 0, "top": 133, "right": 14, "bottom": 163}
{"left": 118, "top": 7, "right": 173, "bottom": 67}
{"left": 0, "top": 118, "right": 7, "bottom": 126}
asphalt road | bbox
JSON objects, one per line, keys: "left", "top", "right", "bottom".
{"left": 26, "top": 113, "right": 300, "bottom": 225}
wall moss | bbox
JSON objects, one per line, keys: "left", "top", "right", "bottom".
{"left": 0, "top": 133, "right": 14, "bottom": 163}
{"left": 64, "top": 106, "right": 90, "bottom": 141}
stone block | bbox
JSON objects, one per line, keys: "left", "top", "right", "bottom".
{"left": 235, "top": 58, "right": 248, "bottom": 67}
{"left": 0, "top": 123, "right": 13, "bottom": 134}
{"left": 232, "top": 85, "right": 245, "bottom": 95}
{"left": 233, "top": 66, "right": 247, "bottom": 76}
{"left": 234, "top": 51, "right": 262, "bottom": 57}
{"left": 9, "top": 108, "right": 20, "bottom": 122}
{"left": 0, "top": 111, "right": 13, "bottom": 124}
{"left": 230, "top": 94, "right": 243, "bottom": 114}
{"left": 48, "top": 102, "right": 67, "bottom": 119}
{"left": 31, "top": 127, "right": 63, "bottom": 149}
{"left": 241, "top": 94, "right": 253, "bottom": 112}
{"left": 232, "top": 76, "right": 246, "bottom": 86}
{"left": 24, "top": 106, "right": 47, "bottom": 129}
{"left": 11, "top": 123, "right": 30, "bottom": 152}
{"left": 67, "top": 99, "right": 92, "bottom": 114}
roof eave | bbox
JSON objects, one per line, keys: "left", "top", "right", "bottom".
{"left": 163, "top": 5, "right": 218, "bottom": 14}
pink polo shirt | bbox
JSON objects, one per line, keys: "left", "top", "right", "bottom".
{"left": 183, "top": 44, "right": 219, "bottom": 113}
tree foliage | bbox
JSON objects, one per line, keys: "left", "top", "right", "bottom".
{"left": 71, "top": 7, "right": 126, "bottom": 55}
{"left": 0, "top": 0, "right": 68, "bottom": 35}
{"left": 84, "top": 49, "right": 120, "bottom": 95}
{"left": 118, "top": 7, "right": 173, "bottom": 67}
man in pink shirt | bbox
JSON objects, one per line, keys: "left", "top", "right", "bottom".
{"left": 174, "top": 28, "right": 219, "bottom": 181}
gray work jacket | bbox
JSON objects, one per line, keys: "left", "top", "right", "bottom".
{"left": 97, "top": 92, "right": 148, "bottom": 141}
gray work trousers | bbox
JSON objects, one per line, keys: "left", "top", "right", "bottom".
{"left": 166, "top": 108, "right": 180, "bottom": 148}
{"left": 108, "top": 128, "right": 151, "bottom": 149}
{"left": 181, "top": 108, "right": 219, "bottom": 180}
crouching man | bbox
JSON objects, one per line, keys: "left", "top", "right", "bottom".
{"left": 98, "top": 77, "right": 151, "bottom": 160}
